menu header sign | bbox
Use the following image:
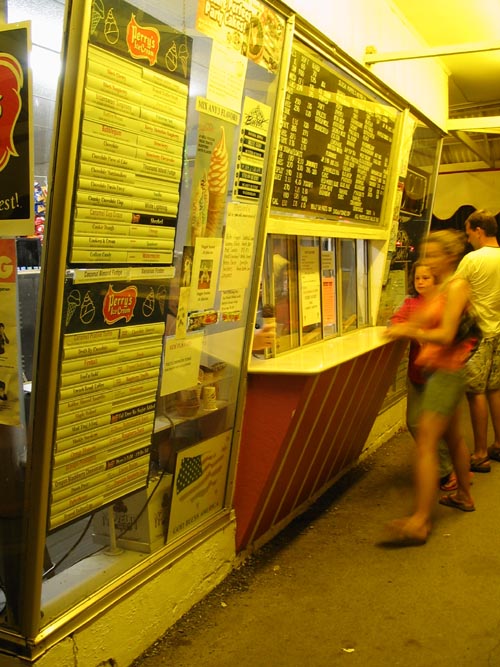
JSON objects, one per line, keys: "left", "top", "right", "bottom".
{"left": 0, "top": 23, "right": 33, "bottom": 236}
{"left": 89, "top": 1, "right": 191, "bottom": 81}
{"left": 272, "top": 42, "right": 398, "bottom": 225}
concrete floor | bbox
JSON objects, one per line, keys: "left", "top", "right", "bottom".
{"left": 131, "top": 402, "right": 499, "bottom": 667}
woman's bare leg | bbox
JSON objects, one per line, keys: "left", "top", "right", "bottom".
{"left": 445, "top": 406, "right": 475, "bottom": 505}
{"left": 387, "top": 409, "right": 447, "bottom": 542}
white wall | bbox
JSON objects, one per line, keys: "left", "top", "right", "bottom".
{"left": 433, "top": 170, "right": 500, "bottom": 219}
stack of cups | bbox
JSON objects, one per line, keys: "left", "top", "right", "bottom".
{"left": 202, "top": 385, "right": 217, "bottom": 411}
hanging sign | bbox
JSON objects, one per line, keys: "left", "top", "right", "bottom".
{"left": 0, "top": 23, "right": 33, "bottom": 237}
{"left": 196, "top": 0, "right": 285, "bottom": 74}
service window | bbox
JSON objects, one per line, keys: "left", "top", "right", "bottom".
{"left": 320, "top": 238, "right": 338, "bottom": 339}
{"left": 339, "top": 239, "right": 357, "bottom": 333}
{"left": 356, "top": 239, "right": 369, "bottom": 328}
{"left": 261, "top": 234, "right": 299, "bottom": 355}
{"left": 297, "top": 236, "right": 322, "bottom": 346}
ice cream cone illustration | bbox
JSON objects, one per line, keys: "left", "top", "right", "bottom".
{"left": 189, "top": 171, "right": 209, "bottom": 245}
{"left": 91, "top": 0, "right": 105, "bottom": 34}
{"left": 66, "top": 290, "right": 81, "bottom": 326}
{"left": 80, "top": 291, "right": 96, "bottom": 324}
{"left": 179, "top": 42, "right": 189, "bottom": 78}
{"left": 206, "top": 127, "right": 229, "bottom": 237}
{"left": 143, "top": 287, "right": 155, "bottom": 317}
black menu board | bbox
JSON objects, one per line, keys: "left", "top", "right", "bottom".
{"left": 272, "top": 42, "right": 398, "bottom": 224}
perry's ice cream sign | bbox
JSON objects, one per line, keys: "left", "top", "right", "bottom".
{"left": 103, "top": 284, "right": 138, "bottom": 324}
{"left": 126, "top": 14, "right": 159, "bottom": 66}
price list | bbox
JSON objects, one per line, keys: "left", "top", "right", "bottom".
{"left": 272, "top": 43, "right": 397, "bottom": 223}
{"left": 48, "top": 278, "right": 167, "bottom": 529}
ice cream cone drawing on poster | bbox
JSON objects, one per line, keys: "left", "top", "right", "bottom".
{"left": 206, "top": 127, "right": 229, "bottom": 237}
{"left": 189, "top": 171, "right": 209, "bottom": 245}
{"left": 66, "top": 290, "right": 81, "bottom": 326}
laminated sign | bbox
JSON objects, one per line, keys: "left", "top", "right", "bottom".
{"left": 0, "top": 239, "right": 22, "bottom": 425}
{"left": 0, "top": 23, "right": 33, "bottom": 237}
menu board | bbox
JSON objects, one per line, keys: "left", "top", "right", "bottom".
{"left": 69, "top": 1, "right": 192, "bottom": 265}
{"left": 48, "top": 277, "right": 166, "bottom": 530}
{"left": 272, "top": 42, "right": 398, "bottom": 224}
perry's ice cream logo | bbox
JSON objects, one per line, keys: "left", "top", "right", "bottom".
{"left": 0, "top": 53, "right": 23, "bottom": 172}
{"left": 126, "top": 15, "right": 159, "bottom": 66}
{"left": 103, "top": 285, "right": 137, "bottom": 325}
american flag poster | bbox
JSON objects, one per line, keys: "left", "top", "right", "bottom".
{"left": 167, "top": 431, "right": 231, "bottom": 541}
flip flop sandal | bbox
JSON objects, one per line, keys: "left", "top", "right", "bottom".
{"left": 439, "top": 471, "right": 474, "bottom": 492}
{"left": 487, "top": 445, "right": 500, "bottom": 462}
{"left": 470, "top": 456, "right": 491, "bottom": 473}
{"left": 440, "top": 472, "right": 457, "bottom": 492}
{"left": 439, "top": 494, "right": 475, "bottom": 512}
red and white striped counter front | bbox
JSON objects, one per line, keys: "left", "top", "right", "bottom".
{"left": 234, "top": 328, "right": 406, "bottom": 552}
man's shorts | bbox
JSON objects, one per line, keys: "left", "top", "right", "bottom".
{"left": 421, "top": 369, "right": 466, "bottom": 417}
{"left": 464, "top": 334, "right": 500, "bottom": 393}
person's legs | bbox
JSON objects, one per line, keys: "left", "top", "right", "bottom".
{"left": 464, "top": 339, "right": 491, "bottom": 465}
{"left": 444, "top": 405, "right": 475, "bottom": 507}
{"left": 407, "top": 380, "right": 453, "bottom": 480}
{"left": 405, "top": 380, "right": 421, "bottom": 439}
{"left": 467, "top": 392, "right": 491, "bottom": 464}
{"left": 386, "top": 370, "right": 469, "bottom": 542}
{"left": 437, "top": 440, "right": 453, "bottom": 480}
{"left": 486, "top": 389, "right": 500, "bottom": 453}
{"left": 486, "top": 337, "right": 500, "bottom": 457}
{"left": 411, "top": 410, "right": 445, "bottom": 525}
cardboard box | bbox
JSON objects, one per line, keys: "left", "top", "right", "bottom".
{"left": 92, "top": 473, "right": 173, "bottom": 553}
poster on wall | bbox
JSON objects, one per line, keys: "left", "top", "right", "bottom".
{"left": 48, "top": 276, "right": 166, "bottom": 530}
{"left": 196, "top": 0, "right": 285, "bottom": 74}
{"left": 0, "top": 240, "right": 22, "bottom": 425}
{"left": 167, "top": 431, "right": 231, "bottom": 542}
{"left": 207, "top": 41, "right": 247, "bottom": 113}
{"left": 0, "top": 23, "right": 33, "bottom": 237}
{"left": 298, "top": 245, "right": 321, "bottom": 328}
{"left": 189, "top": 237, "right": 222, "bottom": 311}
{"left": 219, "top": 202, "right": 258, "bottom": 290}
{"left": 188, "top": 98, "right": 239, "bottom": 245}
{"left": 69, "top": 1, "right": 192, "bottom": 266}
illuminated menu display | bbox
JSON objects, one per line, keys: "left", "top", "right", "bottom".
{"left": 69, "top": 1, "right": 192, "bottom": 265}
{"left": 49, "top": 277, "right": 166, "bottom": 529}
{"left": 272, "top": 42, "right": 398, "bottom": 224}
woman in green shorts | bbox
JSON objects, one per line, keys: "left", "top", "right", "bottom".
{"left": 384, "top": 230, "right": 478, "bottom": 545}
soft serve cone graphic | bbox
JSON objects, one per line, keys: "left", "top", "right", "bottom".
{"left": 205, "top": 126, "right": 229, "bottom": 237}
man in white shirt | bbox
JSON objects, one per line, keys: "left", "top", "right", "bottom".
{"left": 455, "top": 209, "right": 500, "bottom": 472}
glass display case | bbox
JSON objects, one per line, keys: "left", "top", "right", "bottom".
{"left": 0, "top": 0, "right": 288, "bottom": 648}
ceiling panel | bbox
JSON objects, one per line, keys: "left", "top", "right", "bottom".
{"left": 390, "top": 0, "right": 500, "bottom": 170}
